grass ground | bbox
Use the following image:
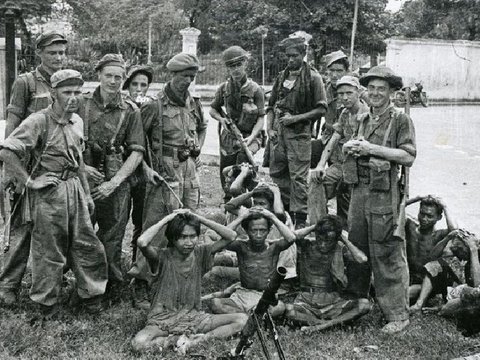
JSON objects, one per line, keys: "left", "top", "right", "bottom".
{"left": 0, "top": 164, "right": 479, "bottom": 359}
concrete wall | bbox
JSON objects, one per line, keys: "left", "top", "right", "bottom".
{"left": 385, "top": 37, "right": 480, "bottom": 102}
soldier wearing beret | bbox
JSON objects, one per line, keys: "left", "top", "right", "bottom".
{"left": 0, "top": 70, "right": 108, "bottom": 318}
{"left": 209, "top": 46, "right": 265, "bottom": 200}
{"left": 78, "top": 54, "right": 145, "bottom": 293}
{"left": 267, "top": 37, "right": 327, "bottom": 229}
{"left": 128, "top": 52, "right": 207, "bottom": 291}
{"left": 122, "top": 65, "right": 155, "bottom": 261}
{"left": 343, "top": 66, "right": 416, "bottom": 333}
{"left": 0, "top": 31, "right": 68, "bottom": 305}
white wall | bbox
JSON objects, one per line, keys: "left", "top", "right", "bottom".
{"left": 385, "top": 37, "right": 480, "bottom": 101}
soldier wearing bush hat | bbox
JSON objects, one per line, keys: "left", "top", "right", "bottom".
{"left": 209, "top": 45, "right": 265, "bottom": 200}
{"left": 78, "top": 53, "right": 145, "bottom": 294}
{"left": 128, "top": 52, "right": 207, "bottom": 294}
{"left": 0, "top": 30, "right": 70, "bottom": 306}
{"left": 343, "top": 65, "right": 416, "bottom": 334}
{"left": 0, "top": 67, "right": 108, "bottom": 316}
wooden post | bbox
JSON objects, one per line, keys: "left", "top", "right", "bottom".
{"left": 349, "top": 0, "right": 359, "bottom": 70}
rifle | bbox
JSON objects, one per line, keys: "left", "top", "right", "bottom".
{"left": 2, "top": 186, "right": 13, "bottom": 253}
{"left": 220, "top": 109, "right": 258, "bottom": 172}
{"left": 393, "top": 87, "right": 411, "bottom": 241}
{"left": 218, "top": 266, "right": 287, "bottom": 360}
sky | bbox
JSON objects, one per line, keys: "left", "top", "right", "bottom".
{"left": 386, "top": 0, "right": 407, "bottom": 12}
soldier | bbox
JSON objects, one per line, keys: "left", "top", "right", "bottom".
{"left": 267, "top": 37, "right": 327, "bottom": 228}
{"left": 0, "top": 31, "right": 68, "bottom": 305}
{"left": 0, "top": 70, "right": 108, "bottom": 318}
{"left": 343, "top": 66, "right": 416, "bottom": 333}
{"left": 122, "top": 65, "right": 155, "bottom": 260}
{"left": 310, "top": 76, "right": 369, "bottom": 225}
{"left": 209, "top": 46, "right": 265, "bottom": 200}
{"left": 78, "top": 54, "right": 145, "bottom": 292}
{"left": 320, "top": 50, "right": 349, "bottom": 143}
{"left": 128, "top": 53, "right": 207, "bottom": 287}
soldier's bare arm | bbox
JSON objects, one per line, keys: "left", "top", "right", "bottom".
{"left": 78, "top": 156, "right": 95, "bottom": 215}
{"left": 311, "top": 132, "right": 342, "bottom": 183}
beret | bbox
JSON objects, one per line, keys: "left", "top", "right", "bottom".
{"left": 325, "top": 50, "right": 348, "bottom": 68}
{"left": 336, "top": 75, "right": 361, "bottom": 89}
{"left": 223, "top": 46, "right": 249, "bottom": 67}
{"left": 36, "top": 31, "right": 67, "bottom": 49}
{"left": 122, "top": 65, "right": 154, "bottom": 90}
{"left": 360, "top": 65, "right": 403, "bottom": 91}
{"left": 95, "top": 53, "right": 126, "bottom": 72}
{"left": 51, "top": 69, "right": 84, "bottom": 88}
{"left": 166, "top": 53, "right": 200, "bottom": 72}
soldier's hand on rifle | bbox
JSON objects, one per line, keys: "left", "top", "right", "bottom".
{"left": 144, "top": 166, "right": 164, "bottom": 186}
{"left": 343, "top": 139, "right": 372, "bottom": 157}
{"left": 219, "top": 117, "right": 231, "bottom": 131}
{"left": 91, "top": 180, "right": 118, "bottom": 200}
{"left": 26, "top": 173, "right": 61, "bottom": 190}
{"left": 267, "top": 129, "right": 278, "bottom": 143}
{"left": 85, "top": 165, "right": 105, "bottom": 185}
{"left": 310, "top": 166, "right": 326, "bottom": 183}
{"left": 278, "top": 113, "right": 297, "bottom": 127}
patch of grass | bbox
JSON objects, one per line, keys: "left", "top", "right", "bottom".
{"left": 0, "top": 165, "right": 479, "bottom": 359}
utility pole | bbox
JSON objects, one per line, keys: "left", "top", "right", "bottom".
{"left": 147, "top": 15, "right": 152, "bottom": 64}
{"left": 3, "top": 1, "right": 20, "bottom": 106}
{"left": 349, "top": 0, "right": 359, "bottom": 71}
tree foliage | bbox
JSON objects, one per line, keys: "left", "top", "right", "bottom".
{"left": 394, "top": 0, "right": 480, "bottom": 41}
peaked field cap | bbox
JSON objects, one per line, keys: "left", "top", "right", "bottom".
{"left": 51, "top": 69, "right": 84, "bottom": 88}
{"left": 223, "top": 46, "right": 249, "bottom": 66}
{"left": 360, "top": 65, "right": 403, "bottom": 90}
{"left": 36, "top": 31, "right": 67, "bottom": 49}
{"left": 325, "top": 50, "right": 348, "bottom": 68}
{"left": 122, "top": 65, "right": 154, "bottom": 90}
{"left": 95, "top": 53, "right": 126, "bottom": 72}
{"left": 166, "top": 53, "right": 200, "bottom": 72}
{"left": 336, "top": 75, "right": 361, "bottom": 89}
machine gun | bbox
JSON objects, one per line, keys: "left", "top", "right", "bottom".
{"left": 218, "top": 266, "right": 287, "bottom": 360}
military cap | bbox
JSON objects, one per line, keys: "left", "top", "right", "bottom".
{"left": 279, "top": 37, "right": 306, "bottom": 53}
{"left": 36, "top": 31, "right": 67, "bottom": 49}
{"left": 359, "top": 65, "right": 403, "bottom": 90}
{"left": 223, "top": 46, "right": 249, "bottom": 67}
{"left": 336, "top": 75, "right": 361, "bottom": 89}
{"left": 325, "top": 50, "right": 348, "bottom": 68}
{"left": 95, "top": 53, "right": 126, "bottom": 72}
{"left": 51, "top": 69, "right": 84, "bottom": 88}
{"left": 122, "top": 65, "right": 154, "bottom": 90}
{"left": 166, "top": 53, "right": 200, "bottom": 72}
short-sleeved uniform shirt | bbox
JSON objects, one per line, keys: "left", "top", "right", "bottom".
{"left": 78, "top": 87, "right": 145, "bottom": 170}
{"left": 141, "top": 88, "right": 208, "bottom": 173}
{"left": 2, "top": 106, "right": 83, "bottom": 175}
{"left": 210, "top": 77, "right": 265, "bottom": 135}
{"left": 6, "top": 66, "right": 53, "bottom": 121}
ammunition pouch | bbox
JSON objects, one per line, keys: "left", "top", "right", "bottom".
{"left": 368, "top": 157, "right": 391, "bottom": 191}
{"left": 342, "top": 155, "right": 359, "bottom": 185}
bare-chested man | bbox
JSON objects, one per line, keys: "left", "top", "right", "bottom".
{"left": 204, "top": 207, "right": 296, "bottom": 316}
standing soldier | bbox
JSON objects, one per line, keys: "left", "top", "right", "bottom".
{"left": 128, "top": 53, "right": 207, "bottom": 289}
{"left": 267, "top": 37, "right": 327, "bottom": 229}
{"left": 320, "top": 50, "right": 349, "bottom": 142}
{"left": 122, "top": 65, "right": 155, "bottom": 261}
{"left": 343, "top": 66, "right": 416, "bottom": 333}
{"left": 79, "top": 54, "right": 145, "bottom": 294}
{"left": 0, "top": 70, "right": 108, "bottom": 318}
{"left": 0, "top": 31, "right": 68, "bottom": 305}
{"left": 310, "top": 76, "right": 369, "bottom": 225}
{"left": 209, "top": 46, "right": 265, "bottom": 200}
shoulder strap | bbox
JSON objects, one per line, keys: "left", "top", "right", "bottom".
{"left": 356, "top": 113, "right": 369, "bottom": 138}
{"left": 110, "top": 109, "right": 127, "bottom": 148}
{"left": 25, "top": 71, "right": 37, "bottom": 96}
{"left": 84, "top": 100, "right": 91, "bottom": 142}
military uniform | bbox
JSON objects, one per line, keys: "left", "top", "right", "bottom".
{"left": 79, "top": 87, "right": 145, "bottom": 283}
{"left": 211, "top": 78, "right": 265, "bottom": 193}
{"left": 0, "top": 32, "right": 68, "bottom": 300}
{"left": 345, "top": 99, "right": 416, "bottom": 322}
{"left": 268, "top": 63, "right": 327, "bottom": 219}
